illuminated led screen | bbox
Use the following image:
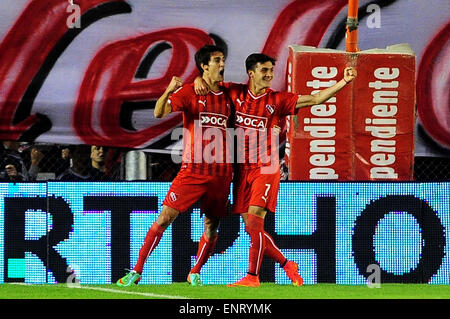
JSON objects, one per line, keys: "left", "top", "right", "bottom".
{"left": 0, "top": 182, "right": 449, "bottom": 285}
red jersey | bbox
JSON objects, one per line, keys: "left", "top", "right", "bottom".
{"left": 223, "top": 82, "right": 298, "bottom": 169}
{"left": 168, "top": 83, "right": 233, "bottom": 176}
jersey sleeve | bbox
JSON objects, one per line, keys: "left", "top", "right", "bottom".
{"left": 278, "top": 91, "right": 299, "bottom": 116}
{"left": 219, "top": 81, "right": 233, "bottom": 89}
{"left": 220, "top": 82, "right": 245, "bottom": 104}
{"left": 220, "top": 82, "right": 245, "bottom": 93}
{"left": 168, "top": 84, "right": 193, "bottom": 112}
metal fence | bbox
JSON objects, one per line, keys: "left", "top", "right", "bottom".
{"left": 414, "top": 156, "right": 450, "bottom": 181}
{"left": 0, "top": 141, "right": 448, "bottom": 182}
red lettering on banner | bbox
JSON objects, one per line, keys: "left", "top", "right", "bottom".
{"left": 262, "top": 0, "right": 347, "bottom": 58}
{"left": 1, "top": 0, "right": 446, "bottom": 153}
{"left": 73, "top": 28, "right": 213, "bottom": 147}
{"left": 0, "top": 0, "right": 121, "bottom": 140}
{"left": 417, "top": 22, "right": 450, "bottom": 148}
{"left": 262, "top": 0, "right": 347, "bottom": 147}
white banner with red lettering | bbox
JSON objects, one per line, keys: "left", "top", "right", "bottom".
{"left": 0, "top": 0, "right": 448, "bottom": 156}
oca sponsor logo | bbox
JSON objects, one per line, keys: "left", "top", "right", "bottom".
{"left": 199, "top": 112, "right": 228, "bottom": 130}
{"left": 236, "top": 112, "right": 268, "bottom": 131}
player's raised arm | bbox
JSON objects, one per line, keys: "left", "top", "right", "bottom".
{"left": 295, "top": 67, "right": 357, "bottom": 109}
{"left": 154, "top": 76, "right": 183, "bottom": 118}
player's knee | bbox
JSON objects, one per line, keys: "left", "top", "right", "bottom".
{"left": 204, "top": 216, "right": 220, "bottom": 238}
{"left": 241, "top": 213, "right": 249, "bottom": 226}
{"left": 204, "top": 228, "right": 218, "bottom": 239}
{"left": 204, "top": 217, "right": 219, "bottom": 228}
{"left": 248, "top": 205, "right": 266, "bottom": 218}
{"left": 157, "top": 206, "right": 179, "bottom": 228}
{"left": 157, "top": 215, "right": 172, "bottom": 228}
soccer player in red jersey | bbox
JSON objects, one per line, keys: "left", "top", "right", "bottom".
{"left": 229, "top": 54, "right": 356, "bottom": 287}
{"left": 117, "top": 45, "right": 233, "bottom": 287}
{"left": 197, "top": 53, "right": 356, "bottom": 287}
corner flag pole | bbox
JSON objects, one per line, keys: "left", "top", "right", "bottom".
{"left": 346, "top": 0, "right": 360, "bottom": 52}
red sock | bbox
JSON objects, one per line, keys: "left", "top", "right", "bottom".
{"left": 264, "top": 231, "right": 287, "bottom": 265}
{"left": 246, "top": 214, "right": 265, "bottom": 276}
{"left": 133, "top": 222, "right": 166, "bottom": 274}
{"left": 190, "top": 233, "right": 218, "bottom": 274}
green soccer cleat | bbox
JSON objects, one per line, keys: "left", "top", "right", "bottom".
{"left": 187, "top": 273, "right": 202, "bottom": 287}
{"left": 116, "top": 269, "right": 141, "bottom": 287}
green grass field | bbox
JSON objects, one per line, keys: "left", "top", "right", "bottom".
{"left": 1, "top": 283, "right": 450, "bottom": 299}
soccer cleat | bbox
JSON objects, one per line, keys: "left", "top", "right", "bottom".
{"left": 116, "top": 269, "right": 141, "bottom": 287}
{"left": 283, "top": 261, "right": 303, "bottom": 286}
{"left": 187, "top": 273, "right": 202, "bottom": 287}
{"left": 227, "top": 274, "right": 260, "bottom": 287}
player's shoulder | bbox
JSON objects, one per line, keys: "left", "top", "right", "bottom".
{"left": 220, "top": 81, "right": 246, "bottom": 91}
{"left": 174, "top": 83, "right": 195, "bottom": 95}
{"left": 269, "top": 88, "right": 297, "bottom": 99}
{"left": 267, "top": 88, "right": 285, "bottom": 95}
{"left": 169, "top": 83, "right": 196, "bottom": 110}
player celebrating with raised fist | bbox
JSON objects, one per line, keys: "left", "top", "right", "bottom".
{"left": 197, "top": 53, "right": 356, "bottom": 287}
{"left": 230, "top": 54, "right": 356, "bottom": 287}
{"left": 117, "top": 45, "right": 233, "bottom": 287}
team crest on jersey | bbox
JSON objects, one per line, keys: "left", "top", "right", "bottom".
{"left": 169, "top": 192, "right": 178, "bottom": 202}
{"left": 199, "top": 112, "right": 228, "bottom": 130}
{"left": 235, "top": 111, "right": 267, "bottom": 131}
{"left": 265, "top": 104, "right": 274, "bottom": 114}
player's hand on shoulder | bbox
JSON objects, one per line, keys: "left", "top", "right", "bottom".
{"left": 194, "top": 76, "right": 210, "bottom": 96}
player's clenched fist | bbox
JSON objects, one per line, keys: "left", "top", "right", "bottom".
{"left": 168, "top": 76, "right": 183, "bottom": 94}
{"left": 343, "top": 67, "right": 357, "bottom": 83}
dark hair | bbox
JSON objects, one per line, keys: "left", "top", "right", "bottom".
{"left": 195, "top": 45, "right": 226, "bottom": 75}
{"left": 245, "top": 53, "right": 276, "bottom": 73}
